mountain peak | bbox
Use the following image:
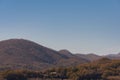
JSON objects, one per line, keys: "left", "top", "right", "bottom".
{"left": 0, "top": 39, "right": 89, "bottom": 70}
{"left": 59, "top": 49, "right": 74, "bottom": 58}
{"left": 59, "top": 49, "right": 71, "bottom": 53}
{"left": 0, "top": 39, "right": 38, "bottom": 44}
{"left": 0, "top": 39, "right": 67, "bottom": 69}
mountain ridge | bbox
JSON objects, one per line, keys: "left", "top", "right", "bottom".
{"left": 0, "top": 39, "right": 89, "bottom": 70}
{"left": 0, "top": 39, "right": 119, "bottom": 71}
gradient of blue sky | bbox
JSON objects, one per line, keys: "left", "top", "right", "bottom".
{"left": 0, "top": 0, "right": 120, "bottom": 55}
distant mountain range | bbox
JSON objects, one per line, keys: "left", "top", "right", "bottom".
{"left": 75, "top": 53, "right": 102, "bottom": 61}
{"left": 0, "top": 39, "right": 119, "bottom": 70}
{"left": 106, "top": 53, "right": 120, "bottom": 59}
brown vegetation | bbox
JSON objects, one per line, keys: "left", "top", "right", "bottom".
{"left": 0, "top": 58, "right": 119, "bottom": 80}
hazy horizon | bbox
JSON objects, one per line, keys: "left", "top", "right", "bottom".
{"left": 0, "top": 0, "right": 120, "bottom": 55}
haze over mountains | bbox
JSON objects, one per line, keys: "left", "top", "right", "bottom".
{"left": 0, "top": 39, "right": 119, "bottom": 70}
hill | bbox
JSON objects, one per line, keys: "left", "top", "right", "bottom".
{"left": 0, "top": 39, "right": 89, "bottom": 70}
{"left": 106, "top": 53, "right": 120, "bottom": 59}
{"left": 59, "top": 49, "right": 74, "bottom": 58}
{"left": 75, "top": 53, "right": 102, "bottom": 61}
{"left": 58, "top": 49, "right": 89, "bottom": 66}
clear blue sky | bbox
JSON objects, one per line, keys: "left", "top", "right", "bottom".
{"left": 0, "top": 0, "right": 120, "bottom": 55}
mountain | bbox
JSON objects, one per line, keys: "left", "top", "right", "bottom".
{"left": 59, "top": 50, "right": 103, "bottom": 62}
{"left": 0, "top": 39, "right": 89, "bottom": 70}
{"left": 75, "top": 53, "right": 120, "bottom": 61}
{"left": 58, "top": 50, "right": 90, "bottom": 66}
{"left": 106, "top": 53, "right": 120, "bottom": 59}
{"left": 0, "top": 39, "right": 119, "bottom": 71}
{"left": 59, "top": 49, "right": 74, "bottom": 58}
{"left": 75, "top": 53, "right": 102, "bottom": 61}
{"left": 119, "top": 53, "right": 120, "bottom": 55}
{"left": 0, "top": 39, "right": 64, "bottom": 70}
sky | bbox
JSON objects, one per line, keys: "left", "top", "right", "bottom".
{"left": 0, "top": 0, "right": 120, "bottom": 55}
